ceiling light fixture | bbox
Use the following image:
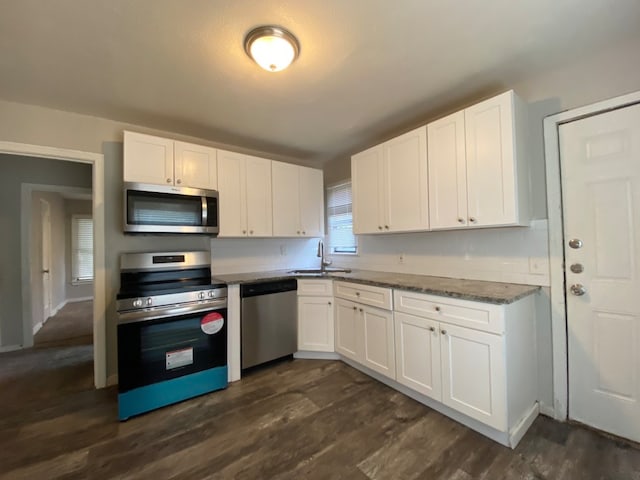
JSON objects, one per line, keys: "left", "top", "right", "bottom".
{"left": 244, "top": 26, "right": 300, "bottom": 72}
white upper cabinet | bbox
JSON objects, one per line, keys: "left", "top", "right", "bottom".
{"left": 174, "top": 141, "right": 217, "bottom": 190}
{"left": 123, "top": 131, "right": 217, "bottom": 190}
{"left": 123, "top": 131, "right": 174, "bottom": 186}
{"left": 217, "top": 149, "right": 272, "bottom": 237}
{"left": 272, "top": 161, "right": 324, "bottom": 237}
{"left": 352, "top": 144, "right": 384, "bottom": 234}
{"left": 428, "top": 90, "right": 529, "bottom": 229}
{"left": 352, "top": 126, "right": 428, "bottom": 234}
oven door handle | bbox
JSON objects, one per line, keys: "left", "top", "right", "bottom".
{"left": 118, "top": 299, "right": 227, "bottom": 325}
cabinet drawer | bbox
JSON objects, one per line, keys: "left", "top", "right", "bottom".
{"left": 297, "top": 279, "right": 333, "bottom": 296}
{"left": 334, "top": 281, "right": 392, "bottom": 310}
{"left": 393, "top": 290, "right": 504, "bottom": 334}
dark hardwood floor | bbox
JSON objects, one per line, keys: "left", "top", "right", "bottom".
{"left": 1, "top": 305, "right": 639, "bottom": 479}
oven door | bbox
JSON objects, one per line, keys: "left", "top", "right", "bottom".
{"left": 117, "top": 304, "right": 227, "bottom": 394}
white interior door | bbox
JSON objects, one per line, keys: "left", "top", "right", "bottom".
{"left": 40, "top": 199, "right": 52, "bottom": 322}
{"left": 561, "top": 103, "right": 640, "bottom": 443}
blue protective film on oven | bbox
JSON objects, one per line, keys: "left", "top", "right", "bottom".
{"left": 118, "top": 365, "right": 228, "bottom": 421}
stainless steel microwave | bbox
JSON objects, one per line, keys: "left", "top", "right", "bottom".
{"left": 123, "top": 182, "right": 219, "bottom": 235}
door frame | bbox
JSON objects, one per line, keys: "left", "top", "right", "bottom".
{"left": 543, "top": 90, "right": 640, "bottom": 420}
{"left": 1, "top": 141, "right": 106, "bottom": 389}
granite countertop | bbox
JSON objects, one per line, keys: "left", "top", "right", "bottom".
{"left": 212, "top": 269, "right": 540, "bottom": 305}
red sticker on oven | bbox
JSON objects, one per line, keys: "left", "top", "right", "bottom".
{"left": 201, "top": 312, "right": 224, "bottom": 335}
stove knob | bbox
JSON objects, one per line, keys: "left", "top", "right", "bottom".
{"left": 208, "top": 290, "right": 215, "bottom": 298}
{"left": 133, "top": 299, "right": 143, "bottom": 308}
{"left": 198, "top": 292, "right": 205, "bottom": 300}
{"left": 146, "top": 298, "right": 153, "bottom": 306}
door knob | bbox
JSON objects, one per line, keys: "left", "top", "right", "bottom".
{"left": 570, "top": 263, "right": 584, "bottom": 274}
{"left": 570, "top": 284, "right": 587, "bottom": 296}
{"left": 42, "top": 269, "right": 50, "bottom": 274}
{"left": 568, "top": 238, "right": 583, "bottom": 249}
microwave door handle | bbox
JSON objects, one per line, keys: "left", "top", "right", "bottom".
{"left": 201, "top": 196, "right": 208, "bottom": 225}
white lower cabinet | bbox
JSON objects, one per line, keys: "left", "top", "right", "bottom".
{"left": 297, "top": 280, "right": 334, "bottom": 353}
{"left": 394, "top": 312, "right": 442, "bottom": 400}
{"left": 393, "top": 290, "right": 537, "bottom": 444}
{"left": 334, "top": 283, "right": 396, "bottom": 380}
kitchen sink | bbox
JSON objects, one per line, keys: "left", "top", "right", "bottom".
{"left": 289, "top": 268, "right": 352, "bottom": 275}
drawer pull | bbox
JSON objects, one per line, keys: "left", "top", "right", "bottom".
{"left": 441, "top": 329, "right": 447, "bottom": 335}
{"left": 353, "top": 306, "right": 357, "bottom": 311}
{"left": 355, "top": 292, "right": 360, "bottom": 296}
{"left": 428, "top": 326, "right": 435, "bottom": 332}
{"left": 328, "top": 301, "right": 332, "bottom": 305}
{"left": 435, "top": 306, "right": 441, "bottom": 312}
{"left": 359, "top": 308, "right": 363, "bottom": 312}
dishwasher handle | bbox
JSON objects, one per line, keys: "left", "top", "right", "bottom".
{"left": 240, "top": 279, "right": 297, "bottom": 297}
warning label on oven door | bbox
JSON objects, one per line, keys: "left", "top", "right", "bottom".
{"left": 166, "top": 347, "right": 194, "bottom": 370}
{"left": 201, "top": 312, "right": 224, "bottom": 335}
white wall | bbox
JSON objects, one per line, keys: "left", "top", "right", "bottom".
{"left": 211, "top": 237, "right": 321, "bottom": 275}
{"left": 64, "top": 199, "right": 94, "bottom": 301}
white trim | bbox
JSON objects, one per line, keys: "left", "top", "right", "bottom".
{"left": 0, "top": 345, "right": 22, "bottom": 353}
{"left": 33, "top": 320, "right": 44, "bottom": 336}
{"left": 51, "top": 299, "right": 67, "bottom": 318}
{"left": 543, "top": 90, "right": 640, "bottom": 421}
{"left": 293, "top": 351, "right": 340, "bottom": 360}
{"left": 66, "top": 296, "right": 94, "bottom": 304}
{"left": 2, "top": 141, "right": 107, "bottom": 389}
{"left": 107, "top": 373, "right": 118, "bottom": 387}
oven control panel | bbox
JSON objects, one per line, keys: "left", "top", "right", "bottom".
{"left": 117, "top": 287, "right": 228, "bottom": 313}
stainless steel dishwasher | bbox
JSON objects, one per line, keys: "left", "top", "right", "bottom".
{"left": 240, "top": 279, "right": 297, "bottom": 369}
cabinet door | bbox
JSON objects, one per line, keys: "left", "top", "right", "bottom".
{"left": 427, "top": 111, "right": 468, "bottom": 229}
{"left": 174, "top": 141, "right": 217, "bottom": 190}
{"left": 465, "top": 91, "right": 517, "bottom": 227}
{"left": 299, "top": 166, "right": 324, "bottom": 237}
{"left": 244, "top": 155, "right": 273, "bottom": 237}
{"left": 272, "top": 161, "right": 300, "bottom": 236}
{"left": 384, "top": 126, "right": 429, "bottom": 232}
{"left": 217, "top": 149, "right": 247, "bottom": 237}
{"left": 440, "top": 323, "right": 507, "bottom": 431}
{"left": 394, "top": 312, "right": 441, "bottom": 400}
{"left": 335, "top": 298, "right": 361, "bottom": 361}
{"left": 123, "top": 131, "right": 174, "bottom": 185}
{"left": 362, "top": 305, "right": 396, "bottom": 379}
{"left": 352, "top": 145, "right": 384, "bottom": 234}
{"left": 297, "top": 296, "right": 334, "bottom": 352}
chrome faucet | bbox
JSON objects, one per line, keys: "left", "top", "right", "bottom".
{"left": 317, "top": 239, "right": 332, "bottom": 271}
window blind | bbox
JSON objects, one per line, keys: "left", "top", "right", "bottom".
{"left": 72, "top": 215, "right": 94, "bottom": 282}
{"left": 326, "top": 182, "right": 357, "bottom": 254}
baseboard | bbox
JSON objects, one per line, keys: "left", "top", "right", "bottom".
{"left": 33, "top": 320, "right": 44, "bottom": 335}
{"left": 107, "top": 374, "right": 118, "bottom": 387}
{"left": 539, "top": 402, "right": 556, "bottom": 418}
{"left": 509, "top": 403, "right": 540, "bottom": 447}
{"left": 294, "top": 351, "right": 340, "bottom": 360}
{"left": 0, "top": 344, "right": 23, "bottom": 353}
{"left": 51, "top": 300, "right": 67, "bottom": 317}
{"left": 66, "top": 296, "right": 94, "bottom": 304}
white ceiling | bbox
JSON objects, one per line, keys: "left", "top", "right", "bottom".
{"left": 1, "top": 1, "right": 639, "bottom": 165}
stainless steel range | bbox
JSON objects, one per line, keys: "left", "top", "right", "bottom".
{"left": 116, "top": 251, "right": 228, "bottom": 420}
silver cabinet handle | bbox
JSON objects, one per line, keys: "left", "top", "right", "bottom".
{"left": 570, "top": 284, "right": 586, "bottom": 296}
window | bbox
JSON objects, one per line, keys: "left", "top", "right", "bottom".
{"left": 326, "top": 182, "right": 357, "bottom": 254}
{"left": 72, "top": 215, "right": 93, "bottom": 283}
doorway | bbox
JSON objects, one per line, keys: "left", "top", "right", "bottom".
{"left": 544, "top": 90, "right": 640, "bottom": 442}
{"left": 0, "top": 141, "right": 107, "bottom": 388}
{"left": 40, "top": 198, "right": 52, "bottom": 324}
